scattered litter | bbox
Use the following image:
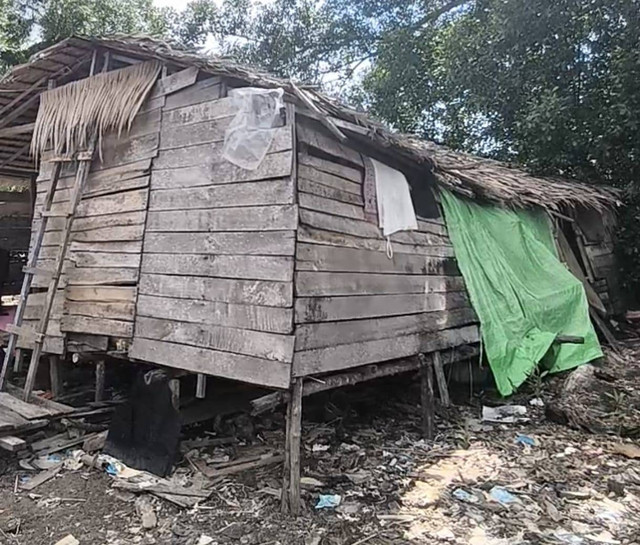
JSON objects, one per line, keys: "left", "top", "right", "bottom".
{"left": 312, "top": 444, "right": 330, "bottom": 453}
{"left": 315, "top": 494, "right": 341, "bottom": 509}
{"left": 300, "top": 476, "right": 324, "bottom": 489}
{"left": 435, "top": 527, "right": 456, "bottom": 540}
{"left": 197, "top": 536, "right": 215, "bottom": 545}
{"left": 481, "top": 405, "right": 528, "bottom": 423}
{"left": 452, "top": 488, "right": 479, "bottom": 504}
{"left": 54, "top": 536, "right": 79, "bottom": 545}
{"left": 489, "top": 486, "right": 517, "bottom": 505}
{"left": 515, "top": 434, "right": 536, "bottom": 447}
{"left": 529, "top": 398, "right": 544, "bottom": 407}
{"left": 553, "top": 531, "right": 584, "bottom": 544}
{"left": 610, "top": 442, "right": 640, "bottom": 459}
{"left": 135, "top": 496, "right": 157, "bottom": 529}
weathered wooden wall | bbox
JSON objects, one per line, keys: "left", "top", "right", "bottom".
{"left": 0, "top": 177, "right": 32, "bottom": 295}
{"left": 292, "top": 119, "right": 479, "bottom": 377}
{"left": 19, "top": 87, "right": 162, "bottom": 354}
{"left": 574, "top": 207, "right": 622, "bottom": 314}
{"left": 128, "top": 79, "right": 297, "bottom": 388}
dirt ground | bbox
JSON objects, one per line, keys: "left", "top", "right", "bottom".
{"left": 0, "top": 345, "right": 639, "bottom": 545}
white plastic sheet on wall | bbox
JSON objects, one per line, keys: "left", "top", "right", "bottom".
{"left": 222, "top": 87, "right": 285, "bottom": 170}
{"left": 371, "top": 158, "right": 418, "bottom": 237}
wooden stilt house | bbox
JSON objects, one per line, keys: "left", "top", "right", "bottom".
{"left": 0, "top": 36, "right": 620, "bottom": 511}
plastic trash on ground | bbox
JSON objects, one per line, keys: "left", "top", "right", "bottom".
{"left": 315, "top": 494, "right": 342, "bottom": 509}
{"left": 222, "top": 87, "right": 284, "bottom": 170}
{"left": 489, "top": 486, "right": 518, "bottom": 505}
{"left": 482, "top": 405, "right": 528, "bottom": 424}
{"left": 516, "top": 434, "right": 537, "bottom": 447}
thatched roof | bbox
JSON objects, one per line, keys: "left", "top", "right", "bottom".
{"left": 0, "top": 35, "right": 620, "bottom": 211}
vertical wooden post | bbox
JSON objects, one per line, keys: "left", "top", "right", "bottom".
{"left": 13, "top": 348, "right": 23, "bottom": 373}
{"left": 169, "top": 378, "right": 180, "bottom": 410}
{"left": 420, "top": 354, "right": 435, "bottom": 440}
{"left": 49, "top": 355, "right": 62, "bottom": 399}
{"left": 432, "top": 351, "right": 450, "bottom": 407}
{"left": 195, "top": 373, "right": 206, "bottom": 399}
{"left": 94, "top": 361, "right": 105, "bottom": 402}
{"left": 283, "top": 378, "right": 303, "bottom": 515}
{"left": 280, "top": 391, "right": 292, "bottom": 514}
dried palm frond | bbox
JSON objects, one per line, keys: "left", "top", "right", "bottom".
{"left": 31, "top": 60, "right": 161, "bottom": 158}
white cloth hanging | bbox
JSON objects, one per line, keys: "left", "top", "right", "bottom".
{"left": 371, "top": 158, "right": 418, "bottom": 237}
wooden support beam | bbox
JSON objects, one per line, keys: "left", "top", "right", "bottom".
{"left": 284, "top": 377, "right": 303, "bottom": 515}
{"left": 169, "top": 378, "right": 180, "bottom": 410}
{"left": 12, "top": 348, "right": 23, "bottom": 373}
{"left": 432, "top": 351, "right": 450, "bottom": 407}
{"left": 289, "top": 81, "right": 347, "bottom": 143}
{"left": 195, "top": 374, "right": 206, "bottom": 399}
{"left": 95, "top": 361, "right": 105, "bottom": 402}
{"left": 0, "top": 122, "right": 35, "bottom": 138}
{"left": 0, "top": 142, "right": 31, "bottom": 172}
{"left": 49, "top": 355, "right": 62, "bottom": 399}
{"left": 419, "top": 354, "right": 435, "bottom": 440}
{"left": 251, "top": 345, "right": 481, "bottom": 416}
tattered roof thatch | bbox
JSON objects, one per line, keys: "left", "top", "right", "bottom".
{"left": 0, "top": 35, "right": 621, "bottom": 211}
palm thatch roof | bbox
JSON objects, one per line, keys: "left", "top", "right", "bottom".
{"left": 0, "top": 35, "right": 620, "bottom": 211}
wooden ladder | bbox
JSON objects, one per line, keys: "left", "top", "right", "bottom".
{"left": 0, "top": 148, "right": 96, "bottom": 400}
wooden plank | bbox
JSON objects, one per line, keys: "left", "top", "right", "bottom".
{"left": 129, "top": 338, "right": 291, "bottom": 389}
{"left": 296, "top": 243, "right": 459, "bottom": 275}
{"left": 150, "top": 150, "right": 293, "bottom": 189}
{"left": 69, "top": 240, "right": 143, "bottom": 254}
{"left": 143, "top": 231, "right": 296, "bottom": 256}
{"left": 298, "top": 178, "right": 363, "bottom": 206}
{"left": 65, "top": 300, "right": 135, "bottom": 321}
{"left": 0, "top": 392, "right": 55, "bottom": 419}
{"left": 159, "top": 115, "right": 234, "bottom": 150}
{"left": 36, "top": 210, "right": 146, "bottom": 234}
{"left": 76, "top": 188, "right": 148, "bottom": 217}
{"left": 92, "top": 132, "right": 159, "bottom": 172}
{"left": 164, "top": 77, "right": 222, "bottom": 110}
{"left": 67, "top": 333, "right": 109, "bottom": 352}
{"left": 294, "top": 307, "right": 477, "bottom": 350}
{"left": 69, "top": 252, "right": 141, "bottom": 269}
{"left": 71, "top": 224, "right": 145, "bottom": 243}
{"left": 41, "top": 187, "right": 148, "bottom": 216}
{"left": 66, "top": 267, "right": 138, "bottom": 286}
{"left": 297, "top": 165, "right": 361, "bottom": 194}
{"left": 300, "top": 209, "right": 449, "bottom": 247}
{"left": 295, "top": 292, "right": 470, "bottom": 323}
{"left": 39, "top": 158, "right": 152, "bottom": 188}
{"left": 141, "top": 254, "right": 294, "bottom": 282}
{"left": 61, "top": 315, "right": 134, "bottom": 337}
{"left": 135, "top": 316, "right": 294, "bottom": 363}
{"left": 66, "top": 286, "right": 136, "bottom": 302}
{"left": 153, "top": 66, "right": 199, "bottom": 98}
{"left": 139, "top": 274, "right": 293, "bottom": 308}
{"left": 293, "top": 324, "right": 480, "bottom": 376}
{"left": 296, "top": 271, "right": 465, "bottom": 297}
{"left": 299, "top": 192, "right": 364, "bottom": 220}
{"left": 152, "top": 125, "right": 291, "bottom": 170}
{"left": 162, "top": 96, "right": 233, "bottom": 126}
{"left": 0, "top": 436, "right": 27, "bottom": 452}
{"left": 136, "top": 294, "right": 292, "bottom": 334}
{"left": 298, "top": 153, "right": 362, "bottom": 184}
{"left": 149, "top": 179, "right": 295, "bottom": 210}
{"left": 146, "top": 205, "right": 298, "bottom": 233}
{"left": 296, "top": 120, "right": 363, "bottom": 167}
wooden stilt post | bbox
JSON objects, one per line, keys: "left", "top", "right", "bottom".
{"left": 280, "top": 391, "right": 292, "bottom": 514}
{"left": 283, "top": 378, "right": 303, "bottom": 515}
{"left": 49, "top": 355, "right": 62, "bottom": 399}
{"left": 94, "top": 361, "right": 105, "bottom": 402}
{"left": 419, "top": 354, "right": 435, "bottom": 440}
{"left": 169, "top": 378, "right": 180, "bottom": 410}
{"left": 13, "top": 348, "right": 23, "bottom": 373}
{"left": 195, "top": 373, "right": 206, "bottom": 399}
{"left": 432, "top": 351, "right": 450, "bottom": 407}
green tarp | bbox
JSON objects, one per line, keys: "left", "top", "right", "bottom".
{"left": 440, "top": 190, "right": 602, "bottom": 396}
